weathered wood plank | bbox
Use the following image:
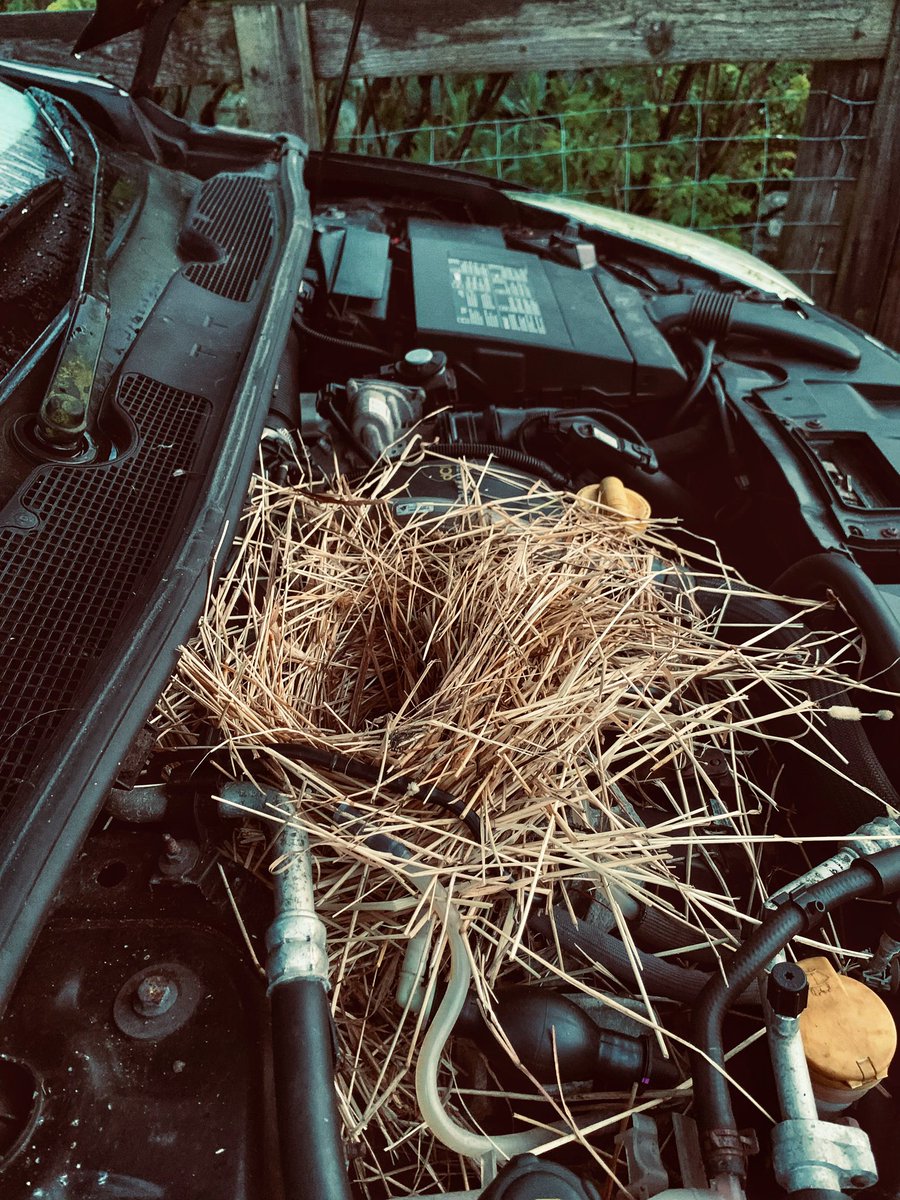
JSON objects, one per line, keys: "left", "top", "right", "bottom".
{"left": 233, "top": 2, "right": 321, "bottom": 143}
{"left": 0, "top": 8, "right": 239, "bottom": 89}
{"left": 0, "top": 0, "right": 894, "bottom": 88}
{"left": 305, "top": 0, "right": 894, "bottom": 78}
{"left": 831, "top": 0, "right": 900, "bottom": 343}
{"left": 776, "top": 60, "right": 882, "bottom": 305}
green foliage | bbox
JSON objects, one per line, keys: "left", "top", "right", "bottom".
{"left": 334, "top": 63, "right": 811, "bottom": 250}
{"left": 0, "top": 1, "right": 95, "bottom": 11}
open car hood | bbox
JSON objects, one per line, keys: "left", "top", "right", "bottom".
{"left": 72, "top": 0, "right": 185, "bottom": 54}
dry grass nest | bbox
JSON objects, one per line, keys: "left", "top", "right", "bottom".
{"left": 154, "top": 454, "right": 883, "bottom": 1197}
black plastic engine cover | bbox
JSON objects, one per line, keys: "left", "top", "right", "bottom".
{"left": 409, "top": 219, "right": 685, "bottom": 401}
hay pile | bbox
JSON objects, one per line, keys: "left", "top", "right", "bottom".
{"left": 155, "top": 455, "right": 870, "bottom": 1197}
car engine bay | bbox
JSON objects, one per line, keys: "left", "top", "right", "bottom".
{"left": 4, "top": 62, "right": 900, "bottom": 1200}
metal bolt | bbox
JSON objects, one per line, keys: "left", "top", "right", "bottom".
{"left": 44, "top": 393, "right": 86, "bottom": 429}
{"left": 133, "top": 974, "right": 178, "bottom": 1018}
{"left": 157, "top": 833, "right": 200, "bottom": 877}
{"left": 881, "top": 527, "right": 899, "bottom": 539}
{"left": 804, "top": 419, "right": 823, "bottom": 430}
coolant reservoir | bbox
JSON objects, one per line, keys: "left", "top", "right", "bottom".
{"left": 797, "top": 956, "right": 897, "bottom": 1113}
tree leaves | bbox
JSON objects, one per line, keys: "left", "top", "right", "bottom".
{"left": 337, "top": 61, "right": 811, "bottom": 254}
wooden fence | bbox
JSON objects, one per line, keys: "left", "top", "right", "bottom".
{"left": 1, "top": 1, "right": 900, "bottom": 345}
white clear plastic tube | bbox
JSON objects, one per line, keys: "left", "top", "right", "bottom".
{"left": 396, "top": 920, "right": 433, "bottom": 1015}
{"left": 410, "top": 868, "right": 590, "bottom": 1163}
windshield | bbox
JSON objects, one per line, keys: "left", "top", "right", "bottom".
{"left": 0, "top": 82, "right": 142, "bottom": 380}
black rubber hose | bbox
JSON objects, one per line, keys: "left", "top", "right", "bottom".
{"left": 632, "top": 902, "right": 723, "bottom": 965}
{"left": 532, "top": 907, "right": 759, "bottom": 1007}
{"left": 428, "top": 442, "right": 570, "bottom": 490}
{"left": 266, "top": 742, "right": 481, "bottom": 840}
{"left": 692, "top": 849, "right": 900, "bottom": 1182}
{"left": 270, "top": 978, "right": 353, "bottom": 1200}
{"left": 664, "top": 338, "right": 716, "bottom": 431}
{"left": 683, "top": 576, "right": 898, "bottom": 830}
{"left": 773, "top": 552, "right": 900, "bottom": 700}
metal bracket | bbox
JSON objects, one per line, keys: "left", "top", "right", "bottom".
{"left": 771, "top": 1118, "right": 877, "bottom": 1193}
{"left": 616, "top": 1113, "right": 669, "bottom": 1200}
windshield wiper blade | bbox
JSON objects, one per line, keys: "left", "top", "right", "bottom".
{"left": 30, "top": 88, "right": 76, "bottom": 165}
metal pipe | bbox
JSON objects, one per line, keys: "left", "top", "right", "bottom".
{"left": 266, "top": 823, "right": 329, "bottom": 990}
{"left": 767, "top": 1012, "right": 819, "bottom": 1123}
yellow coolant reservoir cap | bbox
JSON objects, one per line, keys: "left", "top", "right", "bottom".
{"left": 798, "top": 956, "right": 897, "bottom": 1108}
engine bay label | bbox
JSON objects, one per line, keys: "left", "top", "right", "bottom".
{"left": 447, "top": 257, "right": 547, "bottom": 336}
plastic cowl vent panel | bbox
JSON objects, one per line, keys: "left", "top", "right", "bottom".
{"left": 0, "top": 373, "right": 209, "bottom": 812}
{"left": 184, "top": 173, "right": 275, "bottom": 303}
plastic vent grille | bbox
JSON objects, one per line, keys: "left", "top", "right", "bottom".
{"left": 0, "top": 375, "right": 209, "bottom": 815}
{"left": 184, "top": 174, "right": 274, "bottom": 303}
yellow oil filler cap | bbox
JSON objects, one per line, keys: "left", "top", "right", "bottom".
{"left": 797, "top": 956, "right": 897, "bottom": 1113}
{"left": 576, "top": 477, "right": 651, "bottom": 532}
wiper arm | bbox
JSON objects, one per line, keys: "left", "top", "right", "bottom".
{"left": 29, "top": 91, "right": 110, "bottom": 455}
{"left": 36, "top": 292, "right": 108, "bottom": 450}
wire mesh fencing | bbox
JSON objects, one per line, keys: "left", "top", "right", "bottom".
{"left": 335, "top": 81, "right": 874, "bottom": 275}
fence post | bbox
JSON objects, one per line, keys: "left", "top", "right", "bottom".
{"left": 829, "top": 0, "right": 900, "bottom": 344}
{"left": 776, "top": 60, "right": 882, "bottom": 306}
{"left": 232, "top": 2, "right": 321, "bottom": 147}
